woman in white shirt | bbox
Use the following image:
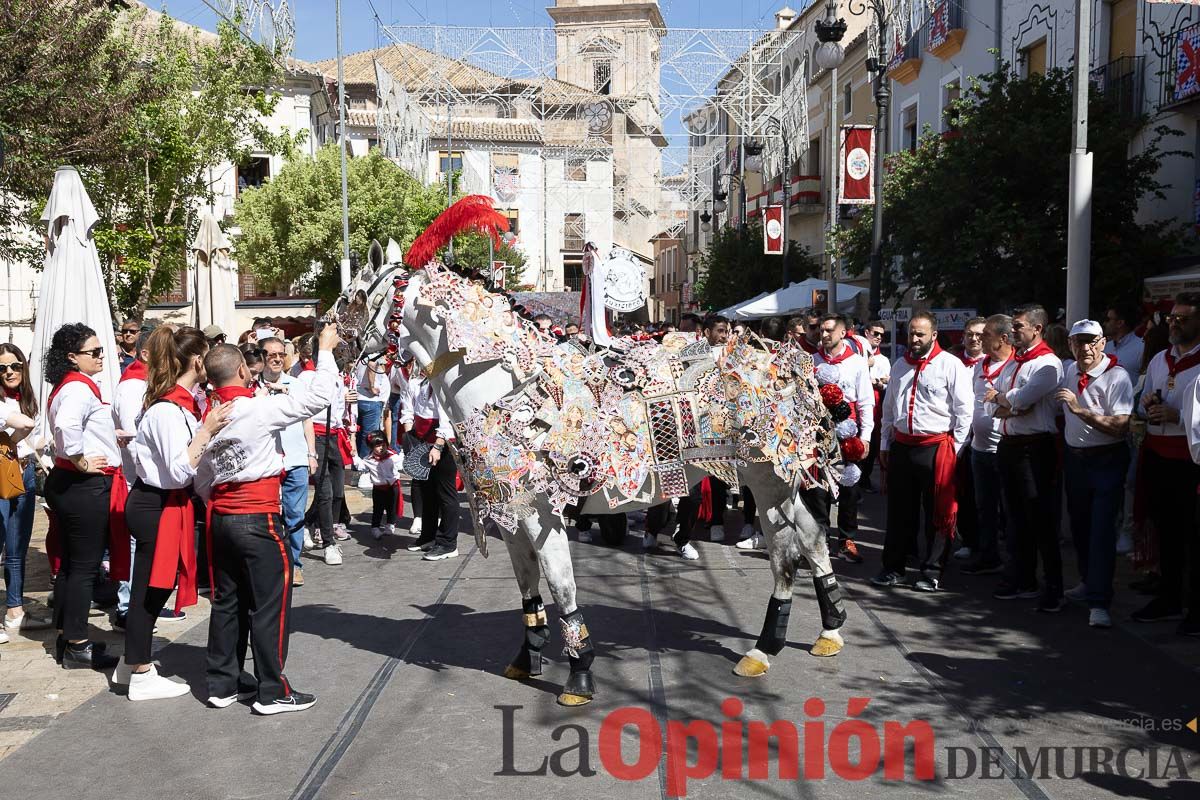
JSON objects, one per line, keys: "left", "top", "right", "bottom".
{"left": 43, "top": 323, "right": 122, "bottom": 670}
{"left": 0, "top": 343, "right": 49, "bottom": 643}
{"left": 119, "top": 327, "right": 230, "bottom": 700}
{"left": 400, "top": 374, "right": 459, "bottom": 560}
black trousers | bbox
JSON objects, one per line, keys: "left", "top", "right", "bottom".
{"left": 123, "top": 483, "right": 176, "bottom": 665}
{"left": 955, "top": 447, "right": 978, "bottom": 551}
{"left": 801, "top": 483, "right": 860, "bottom": 539}
{"left": 1143, "top": 449, "right": 1200, "bottom": 609}
{"left": 45, "top": 469, "right": 110, "bottom": 641}
{"left": 311, "top": 433, "right": 345, "bottom": 541}
{"left": 416, "top": 449, "right": 460, "bottom": 550}
{"left": 206, "top": 512, "right": 294, "bottom": 704}
{"left": 882, "top": 442, "right": 953, "bottom": 576}
{"left": 674, "top": 478, "right": 728, "bottom": 546}
{"left": 998, "top": 434, "right": 1062, "bottom": 597}
{"left": 742, "top": 486, "right": 757, "bottom": 527}
{"left": 372, "top": 484, "right": 398, "bottom": 527}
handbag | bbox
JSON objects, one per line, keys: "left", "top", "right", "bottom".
{"left": 402, "top": 432, "right": 434, "bottom": 481}
{"left": 0, "top": 432, "right": 26, "bottom": 500}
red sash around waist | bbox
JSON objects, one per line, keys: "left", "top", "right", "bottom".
{"left": 148, "top": 487, "right": 198, "bottom": 612}
{"left": 314, "top": 423, "right": 354, "bottom": 465}
{"left": 1143, "top": 433, "right": 1190, "bottom": 461}
{"left": 893, "top": 431, "right": 958, "bottom": 538}
{"left": 46, "top": 462, "right": 131, "bottom": 582}
{"left": 204, "top": 475, "right": 283, "bottom": 595}
{"left": 411, "top": 416, "right": 440, "bottom": 444}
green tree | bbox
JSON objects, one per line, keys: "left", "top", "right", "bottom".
{"left": 0, "top": 0, "right": 143, "bottom": 263}
{"left": 89, "top": 10, "right": 302, "bottom": 319}
{"left": 693, "top": 221, "right": 820, "bottom": 312}
{"left": 835, "top": 63, "right": 1187, "bottom": 314}
{"left": 234, "top": 145, "right": 448, "bottom": 301}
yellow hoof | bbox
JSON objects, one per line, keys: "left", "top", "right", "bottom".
{"left": 810, "top": 637, "right": 843, "bottom": 657}
{"left": 503, "top": 665, "right": 530, "bottom": 680}
{"left": 733, "top": 655, "right": 769, "bottom": 677}
{"left": 557, "top": 692, "right": 593, "bottom": 707}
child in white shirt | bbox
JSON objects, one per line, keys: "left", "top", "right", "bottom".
{"left": 357, "top": 431, "right": 405, "bottom": 539}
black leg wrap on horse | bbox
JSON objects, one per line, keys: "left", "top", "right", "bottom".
{"left": 754, "top": 596, "right": 792, "bottom": 656}
{"left": 813, "top": 573, "right": 848, "bottom": 630}
{"left": 560, "top": 609, "right": 595, "bottom": 697}
{"left": 512, "top": 595, "right": 550, "bottom": 676}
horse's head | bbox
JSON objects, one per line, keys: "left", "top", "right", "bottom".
{"left": 329, "top": 238, "right": 415, "bottom": 361}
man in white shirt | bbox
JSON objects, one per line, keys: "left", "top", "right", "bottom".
{"left": 872, "top": 312, "right": 972, "bottom": 592}
{"left": 1134, "top": 293, "right": 1200, "bottom": 633}
{"left": 805, "top": 314, "right": 874, "bottom": 564}
{"left": 960, "top": 315, "right": 1013, "bottom": 577}
{"left": 984, "top": 304, "right": 1065, "bottom": 611}
{"left": 1102, "top": 303, "right": 1145, "bottom": 380}
{"left": 858, "top": 320, "right": 890, "bottom": 492}
{"left": 259, "top": 337, "right": 317, "bottom": 587}
{"left": 1054, "top": 319, "right": 1133, "bottom": 629}
{"left": 952, "top": 317, "right": 988, "bottom": 563}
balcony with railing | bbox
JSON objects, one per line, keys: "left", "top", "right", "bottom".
{"left": 887, "top": 23, "right": 925, "bottom": 85}
{"left": 1160, "top": 22, "right": 1200, "bottom": 110}
{"left": 1090, "top": 55, "right": 1145, "bottom": 124}
{"left": 926, "top": 0, "right": 967, "bottom": 60}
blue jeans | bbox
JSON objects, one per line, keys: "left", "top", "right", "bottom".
{"left": 1, "top": 462, "right": 36, "bottom": 608}
{"left": 356, "top": 400, "right": 384, "bottom": 458}
{"left": 281, "top": 467, "right": 309, "bottom": 566}
{"left": 387, "top": 394, "right": 403, "bottom": 446}
{"left": 1064, "top": 444, "right": 1130, "bottom": 609}
{"left": 970, "top": 448, "right": 1004, "bottom": 564}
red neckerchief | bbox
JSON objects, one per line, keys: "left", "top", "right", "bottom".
{"left": 1164, "top": 344, "right": 1200, "bottom": 377}
{"left": 120, "top": 359, "right": 147, "bottom": 383}
{"left": 371, "top": 449, "right": 396, "bottom": 461}
{"left": 3, "top": 387, "right": 20, "bottom": 403}
{"left": 798, "top": 337, "right": 818, "bottom": 354}
{"left": 820, "top": 342, "right": 855, "bottom": 366}
{"left": 1077, "top": 354, "right": 1119, "bottom": 395}
{"left": 902, "top": 342, "right": 944, "bottom": 433}
{"left": 204, "top": 385, "right": 253, "bottom": 418}
{"left": 981, "top": 351, "right": 1013, "bottom": 384}
{"left": 300, "top": 359, "right": 316, "bottom": 372}
{"left": 960, "top": 352, "right": 984, "bottom": 368}
{"left": 1013, "top": 339, "right": 1055, "bottom": 364}
{"left": 48, "top": 371, "right": 103, "bottom": 409}
{"left": 159, "top": 383, "right": 202, "bottom": 419}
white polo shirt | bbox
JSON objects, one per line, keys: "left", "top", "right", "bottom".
{"left": 1060, "top": 358, "right": 1134, "bottom": 448}
{"left": 996, "top": 346, "right": 1063, "bottom": 437}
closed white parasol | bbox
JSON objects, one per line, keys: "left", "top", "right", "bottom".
{"left": 191, "top": 210, "right": 237, "bottom": 334}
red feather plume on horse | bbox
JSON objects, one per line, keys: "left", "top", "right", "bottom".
{"left": 404, "top": 195, "right": 510, "bottom": 268}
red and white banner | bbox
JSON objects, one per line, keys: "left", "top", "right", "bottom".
{"left": 1175, "top": 24, "right": 1200, "bottom": 102}
{"left": 762, "top": 205, "right": 784, "bottom": 255}
{"left": 839, "top": 125, "right": 875, "bottom": 205}
{"left": 492, "top": 260, "right": 507, "bottom": 288}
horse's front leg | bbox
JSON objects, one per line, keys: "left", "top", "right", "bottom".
{"left": 789, "top": 488, "right": 847, "bottom": 658}
{"left": 502, "top": 524, "right": 549, "bottom": 680}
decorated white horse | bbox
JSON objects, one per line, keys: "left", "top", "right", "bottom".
{"left": 335, "top": 198, "right": 852, "bottom": 706}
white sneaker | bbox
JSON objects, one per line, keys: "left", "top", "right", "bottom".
{"left": 410, "top": 517, "right": 423, "bottom": 536}
{"left": 357, "top": 473, "right": 372, "bottom": 490}
{"left": 0, "top": 629, "right": 8, "bottom": 644}
{"left": 709, "top": 525, "right": 725, "bottom": 543}
{"left": 1064, "top": 582, "right": 1087, "bottom": 602}
{"left": 1115, "top": 531, "right": 1133, "bottom": 555}
{"left": 4, "top": 612, "right": 52, "bottom": 631}
{"left": 333, "top": 523, "right": 350, "bottom": 541}
{"left": 371, "top": 526, "right": 383, "bottom": 540}
{"left": 207, "top": 690, "right": 256, "bottom": 708}
{"left": 577, "top": 528, "right": 592, "bottom": 543}
{"left": 1089, "top": 608, "right": 1112, "bottom": 628}
{"left": 128, "top": 666, "right": 189, "bottom": 701}
{"left": 642, "top": 532, "right": 656, "bottom": 551}
{"left": 953, "top": 546, "right": 972, "bottom": 561}
{"left": 302, "top": 528, "right": 315, "bottom": 551}
{"left": 324, "top": 544, "right": 343, "bottom": 565}
{"left": 735, "top": 533, "right": 764, "bottom": 551}
{"left": 679, "top": 543, "right": 700, "bottom": 560}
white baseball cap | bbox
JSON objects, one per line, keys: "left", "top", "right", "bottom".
{"left": 1068, "top": 319, "right": 1103, "bottom": 338}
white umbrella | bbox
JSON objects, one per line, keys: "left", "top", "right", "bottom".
{"left": 734, "top": 278, "right": 866, "bottom": 319}
{"left": 191, "top": 211, "right": 237, "bottom": 334}
{"left": 717, "top": 291, "right": 770, "bottom": 318}
{"left": 28, "top": 166, "right": 121, "bottom": 439}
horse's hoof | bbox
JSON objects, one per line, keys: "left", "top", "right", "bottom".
{"left": 733, "top": 655, "right": 769, "bottom": 677}
{"left": 810, "top": 636, "right": 843, "bottom": 657}
{"left": 557, "top": 692, "right": 593, "bottom": 707}
{"left": 503, "top": 665, "right": 530, "bottom": 680}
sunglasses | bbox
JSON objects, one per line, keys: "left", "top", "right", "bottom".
{"left": 74, "top": 348, "right": 104, "bottom": 359}
{"left": 0, "top": 363, "right": 24, "bottom": 374}
{"left": 120, "top": 329, "right": 139, "bottom": 335}
{"left": 1166, "top": 314, "right": 1195, "bottom": 325}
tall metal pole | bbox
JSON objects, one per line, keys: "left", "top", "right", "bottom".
{"left": 781, "top": 131, "right": 790, "bottom": 287}
{"left": 868, "top": 19, "right": 889, "bottom": 321}
{"left": 446, "top": 102, "right": 455, "bottom": 260}
{"left": 335, "top": 0, "right": 351, "bottom": 291}
{"left": 1065, "top": 0, "right": 1093, "bottom": 323}
{"left": 827, "top": 65, "right": 839, "bottom": 313}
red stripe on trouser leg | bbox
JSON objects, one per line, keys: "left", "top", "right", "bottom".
{"left": 265, "top": 514, "right": 292, "bottom": 696}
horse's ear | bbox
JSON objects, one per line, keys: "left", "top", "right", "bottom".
{"left": 368, "top": 239, "right": 384, "bottom": 272}
{"left": 385, "top": 238, "right": 403, "bottom": 264}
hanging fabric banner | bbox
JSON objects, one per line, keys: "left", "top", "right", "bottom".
{"left": 763, "top": 205, "right": 784, "bottom": 255}
{"left": 839, "top": 125, "right": 875, "bottom": 205}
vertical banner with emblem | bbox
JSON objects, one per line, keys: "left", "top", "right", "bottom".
{"left": 491, "top": 260, "right": 507, "bottom": 289}
{"left": 839, "top": 125, "right": 875, "bottom": 205}
{"left": 763, "top": 205, "right": 784, "bottom": 254}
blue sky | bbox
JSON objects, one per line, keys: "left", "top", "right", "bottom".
{"left": 162, "top": 1, "right": 802, "bottom": 62}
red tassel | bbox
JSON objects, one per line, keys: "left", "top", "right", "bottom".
{"left": 455, "top": 471, "right": 464, "bottom": 492}
{"left": 405, "top": 195, "right": 510, "bottom": 268}
{"left": 698, "top": 477, "right": 713, "bottom": 524}
{"left": 394, "top": 480, "right": 405, "bottom": 519}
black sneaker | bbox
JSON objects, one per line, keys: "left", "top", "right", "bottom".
{"left": 870, "top": 570, "right": 904, "bottom": 587}
{"left": 1176, "top": 616, "right": 1200, "bottom": 637}
{"left": 994, "top": 583, "right": 1040, "bottom": 600}
{"left": 252, "top": 690, "right": 316, "bottom": 715}
{"left": 1036, "top": 594, "right": 1066, "bottom": 613}
{"left": 422, "top": 545, "right": 459, "bottom": 561}
{"left": 961, "top": 559, "right": 1003, "bottom": 576}
{"left": 158, "top": 609, "right": 186, "bottom": 622}
{"left": 1132, "top": 597, "right": 1185, "bottom": 623}
{"left": 912, "top": 576, "right": 941, "bottom": 593}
